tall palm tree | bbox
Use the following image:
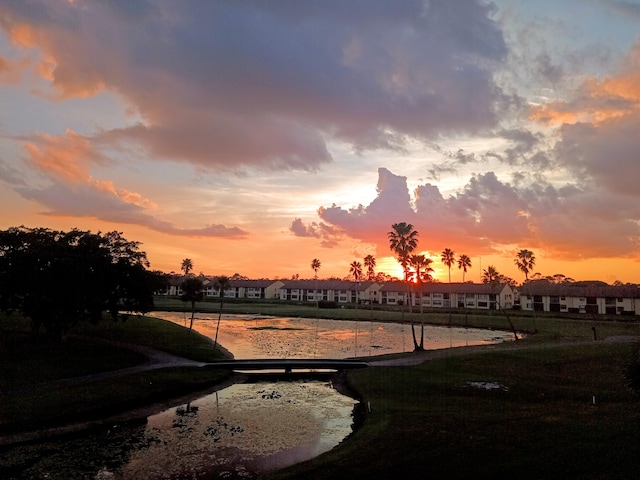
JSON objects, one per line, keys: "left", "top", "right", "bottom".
{"left": 180, "top": 277, "right": 203, "bottom": 329}
{"left": 349, "top": 260, "right": 363, "bottom": 355}
{"left": 482, "top": 265, "right": 500, "bottom": 284}
{"left": 457, "top": 254, "right": 472, "bottom": 282}
{"left": 514, "top": 249, "right": 536, "bottom": 281}
{"left": 388, "top": 222, "right": 420, "bottom": 350}
{"left": 311, "top": 258, "right": 321, "bottom": 308}
{"left": 213, "top": 275, "right": 231, "bottom": 347}
{"left": 441, "top": 248, "right": 456, "bottom": 283}
{"left": 363, "top": 255, "right": 376, "bottom": 317}
{"left": 181, "top": 258, "right": 193, "bottom": 277}
{"left": 441, "top": 248, "right": 456, "bottom": 326}
{"left": 363, "top": 254, "right": 376, "bottom": 281}
{"left": 409, "top": 254, "right": 434, "bottom": 351}
{"left": 349, "top": 260, "right": 363, "bottom": 305}
{"left": 388, "top": 223, "right": 419, "bottom": 282}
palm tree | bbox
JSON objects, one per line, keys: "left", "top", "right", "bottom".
{"left": 364, "top": 254, "right": 376, "bottom": 281}
{"left": 457, "top": 254, "right": 472, "bottom": 282}
{"left": 481, "top": 265, "right": 500, "bottom": 284}
{"left": 349, "top": 260, "right": 363, "bottom": 306}
{"left": 514, "top": 249, "right": 536, "bottom": 281}
{"left": 409, "top": 254, "right": 434, "bottom": 351}
{"left": 441, "top": 248, "right": 456, "bottom": 283}
{"left": 181, "top": 258, "right": 193, "bottom": 277}
{"left": 363, "top": 255, "right": 376, "bottom": 317}
{"left": 388, "top": 223, "right": 419, "bottom": 282}
{"left": 180, "top": 276, "right": 203, "bottom": 329}
{"left": 213, "top": 275, "right": 231, "bottom": 347}
{"left": 349, "top": 260, "right": 363, "bottom": 355}
{"left": 388, "top": 222, "right": 420, "bottom": 350}
{"left": 311, "top": 258, "right": 321, "bottom": 308}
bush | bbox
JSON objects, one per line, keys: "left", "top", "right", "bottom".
{"left": 318, "top": 300, "right": 338, "bottom": 309}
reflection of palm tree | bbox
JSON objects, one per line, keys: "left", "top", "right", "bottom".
{"left": 457, "top": 254, "right": 472, "bottom": 282}
{"left": 514, "top": 249, "right": 536, "bottom": 281}
{"left": 311, "top": 258, "right": 321, "bottom": 308}
{"left": 388, "top": 222, "right": 419, "bottom": 351}
{"left": 180, "top": 277, "right": 203, "bottom": 329}
{"left": 213, "top": 275, "right": 231, "bottom": 347}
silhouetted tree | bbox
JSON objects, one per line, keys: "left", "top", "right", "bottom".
{"left": 0, "top": 226, "right": 161, "bottom": 340}
{"left": 457, "top": 254, "right": 472, "bottom": 282}
{"left": 364, "top": 254, "right": 376, "bottom": 281}
{"left": 388, "top": 222, "right": 420, "bottom": 351}
{"left": 409, "top": 254, "right": 433, "bottom": 350}
{"left": 441, "top": 248, "right": 456, "bottom": 283}
{"left": 181, "top": 258, "right": 193, "bottom": 277}
{"left": 214, "top": 275, "right": 231, "bottom": 347}
{"left": 515, "top": 249, "right": 536, "bottom": 281}
{"left": 482, "top": 265, "right": 500, "bottom": 284}
{"left": 311, "top": 258, "right": 321, "bottom": 308}
{"left": 181, "top": 277, "right": 204, "bottom": 329}
{"left": 350, "top": 260, "right": 363, "bottom": 306}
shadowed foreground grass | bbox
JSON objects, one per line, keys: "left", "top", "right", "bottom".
{"left": 266, "top": 343, "right": 640, "bottom": 480}
{"left": 0, "top": 313, "right": 229, "bottom": 434}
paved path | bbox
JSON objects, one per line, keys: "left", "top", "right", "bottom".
{"left": 9, "top": 335, "right": 639, "bottom": 395}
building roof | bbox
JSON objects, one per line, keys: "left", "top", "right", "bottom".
{"left": 279, "top": 279, "right": 375, "bottom": 290}
{"left": 519, "top": 280, "right": 640, "bottom": 298}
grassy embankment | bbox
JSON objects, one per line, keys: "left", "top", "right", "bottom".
{"left": 0, "top": 312, "right": 230, "bottom": 435}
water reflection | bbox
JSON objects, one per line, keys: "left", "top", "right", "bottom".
{"left": 119, "top": 380, "right": 357, "bottom": 479}
{"left": 151, "top": 312, "right": 517, "bottom": 359}
{"left": 1, "top": 380, "right": 356, "bottom": 480}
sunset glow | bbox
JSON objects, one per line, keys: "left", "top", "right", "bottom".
{"left": 1, "top": 1, "right": 640, "bottom": 283}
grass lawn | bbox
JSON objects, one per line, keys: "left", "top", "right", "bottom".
{"left": 0, "top": 313, "right": 230, "bottom": 434}
{"left": 266, "top": 342, "right": 640, "bottom": 480}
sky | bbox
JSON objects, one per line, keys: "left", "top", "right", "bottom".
{"left": 1, "top": 0, "right": 640, "bottom": 284}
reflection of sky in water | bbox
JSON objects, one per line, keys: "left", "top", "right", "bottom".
{"left": 151, "top": 312, "right": 516, "bottom": 359}
{"left": 118, "top": 381, "right": 357, "bottom": 479}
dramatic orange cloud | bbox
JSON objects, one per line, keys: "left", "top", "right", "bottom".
{"left": 23, "top": 129, "right": 103, "bottom": 182}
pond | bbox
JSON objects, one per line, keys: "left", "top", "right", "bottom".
{"left": 1, "top": 379, "right": 357, "bottom": 480}
{"left": 152, "top": 311, "right": 518, "bottom": 359}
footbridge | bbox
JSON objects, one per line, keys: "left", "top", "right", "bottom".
{"left": 207, "top": 358, "right": 370, "bottom": 373}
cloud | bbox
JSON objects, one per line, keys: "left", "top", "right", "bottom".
{"left": 310, "top": 167, "right": 640, "bottom": 260}
{"left": 15, "top": 180, "right": 248, "bottom": 238}
{"left": 538, "top": 39, "right": 640, "bottom": 198}
{"left": 22, "top": 129, "right": 108, "bottom": 182}
{"left": 0, "top": 0, "right": 513, "bottom": 171}
{"left": 290, "top": 217, "right": 343, "bottom": 248}
{"left": 5, "top": 129, "right": 249, "bottom": 238}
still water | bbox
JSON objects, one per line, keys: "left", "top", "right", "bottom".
{"left": 1, "top": 315, "right": 515, "bottom": 479}
{"left": 152, "top": 311, "right": 517, "bottom": 359}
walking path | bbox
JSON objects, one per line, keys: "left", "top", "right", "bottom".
{"left": 11, "top": 335, "right": 639, "bottom": 395}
